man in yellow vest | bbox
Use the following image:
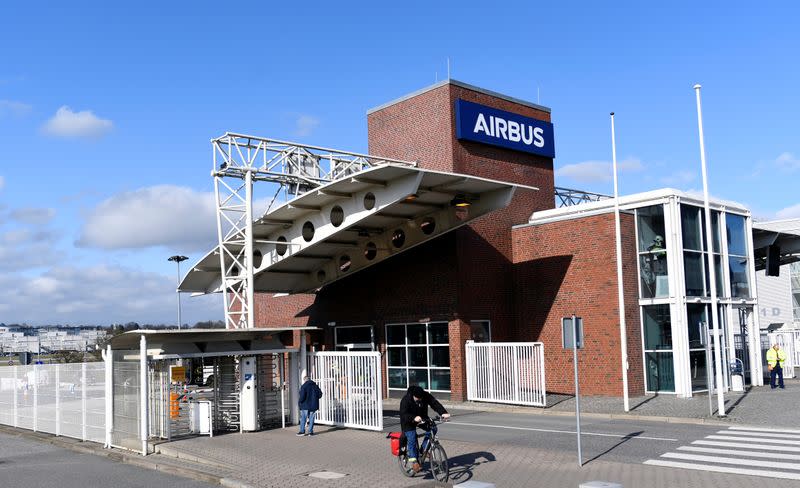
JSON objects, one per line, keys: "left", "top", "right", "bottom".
{"left": 767, "top": 343, "right": 788, "bottom": 389}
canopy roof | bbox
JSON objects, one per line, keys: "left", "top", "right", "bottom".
{"left": 180, "top": 165, "right": 530, "bottom": 294}
{"left": 752, "top": 219, "right": 800, "bottom": 269}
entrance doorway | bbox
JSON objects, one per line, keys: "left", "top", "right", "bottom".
{"left": 334, "top": 325, "right": 374, "bottom": 352}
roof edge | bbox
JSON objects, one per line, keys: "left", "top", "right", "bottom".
{"left": 367, "top": 78, "right": 552, "bottom": 115}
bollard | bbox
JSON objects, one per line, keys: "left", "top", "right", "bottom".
{"left": 580, "top": 482, "right": 623, "bottom": 488}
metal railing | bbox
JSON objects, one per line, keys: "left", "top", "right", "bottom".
{"left": 465, "top": 342, "right": 547, "bottom": 407}
{"left": 554, "top": 187, "right": 612, "bottom": 207}
{"left": 309, "top": 352, "right": 383, "bottom": 431}
{"left": 0, "top": 362, "right": 106, "bottom": 443}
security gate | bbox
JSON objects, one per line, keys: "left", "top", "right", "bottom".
{"left": 465, "top": 341, "right": 546, "bottom": 407}
{"left": 766, "top": 332, "right": 796, "bottom": 379}
{"left": 308, "top": 352, "right": 382, "bottom": 431}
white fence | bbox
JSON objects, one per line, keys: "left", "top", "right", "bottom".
{"left": 308, "top": 352, "right": 383, "bottom": 431}
{"left": 465, "top": 341, "right": 546, "bottom": 407}
{"left": 0, "top": 363, "right": 106, "bottom": 443}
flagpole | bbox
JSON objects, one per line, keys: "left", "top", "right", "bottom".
{"left": 694, "top": 84, "right": 726, "bottom": 417}
{"left": 611, "top": 112, "right": 630, "bottom": 412}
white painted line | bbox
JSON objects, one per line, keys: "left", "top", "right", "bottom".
{"left": 730, "top": 426, "right": 800, "bottom": 435}
{"left": 447, "top": 421, "right": 678, "bottom": 441}
{"left": 662, "top": 452, "right": 800, "bottom": 470}
{"left": 693, "top": 440, "right": 800, "bottom": 453}
{"left": 678, "top": 446, "right": 800, "bottom": 461}
{"left": 644, "top": 460, "right": 800, "bottom": 480}
{"left": 718, "top": 430, "right": 800, "bottom": 440}
{"left": 706, "top": 435, "right": 800, "bottom": 445}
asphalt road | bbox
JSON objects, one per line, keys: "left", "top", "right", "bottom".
{"left": 0, "top": 432, "right": 215, "bottom": 488}
{"left": 383, "top": 408, "right": 722, "bottom": 466}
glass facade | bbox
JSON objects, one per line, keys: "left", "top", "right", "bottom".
{"left": 386, "top": 322, "right": 450, "bottom": 392}
{"left": 635, "top": 198, "right": 752, "bottom": 395}
{"left": 793, "top": 263, "right": 800, "bottom": 323}
{"left": 637, "top": 206, "right": 669, "bottom": 298}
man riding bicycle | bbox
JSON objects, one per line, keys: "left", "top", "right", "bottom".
{"left": 399, "top": 385, "right": 450, "bottom": 473}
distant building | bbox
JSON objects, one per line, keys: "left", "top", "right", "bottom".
{"left": 0, "top": 326, "right": 108, "bottom": 354}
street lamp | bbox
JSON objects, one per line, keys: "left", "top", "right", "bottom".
{"left": 168, "top": 255, "right": 189, "bottom": 330}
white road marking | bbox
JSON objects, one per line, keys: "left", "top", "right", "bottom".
{"left": 705, "top": 435, "right": 800, "bottom": 445}
{"left": 678, "top": 445, "right": 800, "bottom": 461}
{"left": 662, "top": 452, "right": 800, "bottom": 470}
{"left": 730, "top": 426, "right": 800, "bottom": 435}
{"left": 716, "top": 429, "right": 800, "bottom": 440}
{"left": 693, "top": 440, "right": 800, "bottom": 452}
{"left": 644, "top": 460, "right": 800, "bottom": 480}
{"left": 447, "top": 421, "right": 678, "bottom": 441}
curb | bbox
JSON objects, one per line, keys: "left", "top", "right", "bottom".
{"left": 220, "top": 478, "right": 257, "bottom": 488}
{"left": 383, "top": 399, "right": 737, "bottom": 427}
{"left": 0, "top": 425, "right": 229, "bottom": 486}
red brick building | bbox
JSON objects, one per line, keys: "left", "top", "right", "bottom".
{"left": 254, "top": 80, "right": 645, "bottom": 400}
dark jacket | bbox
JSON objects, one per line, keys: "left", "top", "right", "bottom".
{"left": 299, "top": 379, "right": 322, "bottom": 411}
{"left": 399, "top": 385, "right": 447, "bottom": 432}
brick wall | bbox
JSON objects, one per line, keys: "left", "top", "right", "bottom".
{"left": 512, "top": 212, "right": 644, "bottom": 396}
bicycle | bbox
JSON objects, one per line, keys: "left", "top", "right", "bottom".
{"left": 397, "top": 416, "right": 449, "bottom": 482}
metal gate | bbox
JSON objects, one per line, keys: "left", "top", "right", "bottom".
{"left": 308, "top": 352, "right": 382, "bottom": 431}
{"left": 465, "top": 341, "right": 546, "bottom": 407}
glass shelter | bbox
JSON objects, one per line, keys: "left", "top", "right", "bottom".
{"left": 632, "top": 191, "right": 760, "bottom": 397}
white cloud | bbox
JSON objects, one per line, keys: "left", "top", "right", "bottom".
{"left": 9, "top": 207, "right": 56, "bottom": 225}
{"left": 0, "top": 264, "right": 222, "bottom": 325}
{"left": 77, "top": 185, "right": 218, "bottom": 252}
{"left": 0, "top": 228, "right": 61, "bottom": 271}
{"left": 42, "top": 106, "right": 113, "bottom": 139}
{"left": 660, "top": 170, "right": 696, "bottom": 186}
{"left": 775, "top": 152, "right": 800, "bottom": 171}
{"left": 294, "top": 114, "right": 320, "bottom": 137}
{"left": 776, "top": 203, "right": 800, "bottom": 219}
{"left": 0, "top": 99, "right": 32, "bottom": 117}
{"left": 555, "top": 158, "right": 643, "bottom": 184}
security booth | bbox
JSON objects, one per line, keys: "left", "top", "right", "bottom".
{"left": 107, "top": 327, "right": 317, "bottom": 454}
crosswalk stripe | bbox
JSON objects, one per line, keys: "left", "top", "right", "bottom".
{"left": 706, "top": 435, "right": 800, "bottom": 445}
{"left": 644, "top": 460, "right": 800, "bottom": 480}
{"left": 718, "top": 429, "right": 800, "bottom": 440}
{"left": 730, "top": 426, "right": 800, "bottom": 435}
{"left": 693, "top": 440, "right": 800, "bottom": 452}
{"left": 662, "top": 452, "right": 800, "bottom": 470}
{"left": 678, "top": 446, "right": 800, "bottom": 461}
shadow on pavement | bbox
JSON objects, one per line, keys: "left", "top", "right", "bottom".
{"left": 584, "top": 430, "right": 644, "bottom": 465}
{"left": 442, "top": 450, "right": 497, "bottom": 484}
{"left": 630, "top": 394, "right": 658, "bottom": 411}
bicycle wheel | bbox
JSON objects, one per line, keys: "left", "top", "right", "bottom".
{"left": 429, "top": 443, "right": 449, "bottom": 483}
{"left": 397, "top": 450, "right": 416, "bottom": 478}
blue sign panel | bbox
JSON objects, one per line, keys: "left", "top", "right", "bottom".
{"left": 455, "top": 99, "right": 555, "bottom": 158}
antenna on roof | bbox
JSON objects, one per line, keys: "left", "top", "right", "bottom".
{"left": 447, "top": 57, "right": 451, "bottom": 80}
{"left": 435, "top": 71, "right": 438, "bottom": 83}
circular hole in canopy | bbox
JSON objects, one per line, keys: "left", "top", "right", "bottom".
{"left": 252, "top": 249, "right": 263, "bottom": 268}
{"left": 317, "top": 270, "right": 326, "bottom": 282}
{"left": 420, "top": 217, "right": 436, "bottom": 235}
{"left": 364, "top": 242, "right": 377, "bottom": 260}
{"left": 302, "top": 221, "right": 315, "bottom": 242}
{"left": 391, "top": 229, "right": 406, "bottom": 248}
{"left": 276, "top": 236, "right": 288, "bottom": 256}
{"left": 330, "top": 206, "right": 345, "bottom": 227}
{"left": 364, "top": 192, "right": 376, "bottom": 210}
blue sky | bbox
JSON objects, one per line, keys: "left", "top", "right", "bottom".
{"left": 1, "top": 2, "right": 798, "bottom": 325}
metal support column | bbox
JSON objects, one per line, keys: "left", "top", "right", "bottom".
{"left": 104, "top": 345, "right": 113, "bottom": 448}
{"left": 81, "top": 362, "right": 87, "bottom": 441}
{"left": 139, "top": 335, "right": 149, "bottom": 455}
{"left": 55, "top": 364, "right": 61, "bottom": 436}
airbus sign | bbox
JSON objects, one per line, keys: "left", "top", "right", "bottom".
{"left": 455, "top": 99, "right": 555, "bottom": 158}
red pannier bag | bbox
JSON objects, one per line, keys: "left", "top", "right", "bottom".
{"left": 387, "top": 432, "right": 403, "bottom": 456}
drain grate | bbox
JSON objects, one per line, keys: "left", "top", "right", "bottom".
{"left": 307, "top": 471, "right": 349, "bottom": 480}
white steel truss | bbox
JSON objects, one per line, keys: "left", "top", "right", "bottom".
{"left": 211, "top": 132, "right": 416, "bottom": 329}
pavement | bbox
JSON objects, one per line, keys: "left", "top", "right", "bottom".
{"left": 3, "top": 380, "right": 799, "bottom": 488}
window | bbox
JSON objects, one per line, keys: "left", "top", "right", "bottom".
{"left": 642, "top": 304, "right": 674, "bottom": 392}
{"left": 637, "top": 206, "right": 669, "bottom": 298}
{"left": 681, "top": 205, "right": 724, "bottom": 298}
{"left": 334, "top": 325, "right": 374, "bottom": 351}
{"left": 385, "top": 322, "right": 450, "bottom": 392}
{"left": 726, "top": 214, "right": 750, "bottom": 298}
{"left": 469, "top": 320, "right": 491, "bottom": 342}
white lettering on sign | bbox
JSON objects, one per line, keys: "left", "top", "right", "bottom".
{"left": 473, "top": 112, "right": 546, "bottom": 148}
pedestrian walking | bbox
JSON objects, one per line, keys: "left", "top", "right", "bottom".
{"left": 767, "top": 343, "right": 788, "bottom": 389}
{"left": 297, "top": 376, "right": 323, "bottom": 436}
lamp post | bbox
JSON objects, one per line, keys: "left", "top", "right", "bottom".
{"left": 168, "top": 255, "right": 189, "bottom": 330}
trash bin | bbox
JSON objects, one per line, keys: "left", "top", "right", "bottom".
{"left": 730, "top": 359, "right": 744, "bottom": 392}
